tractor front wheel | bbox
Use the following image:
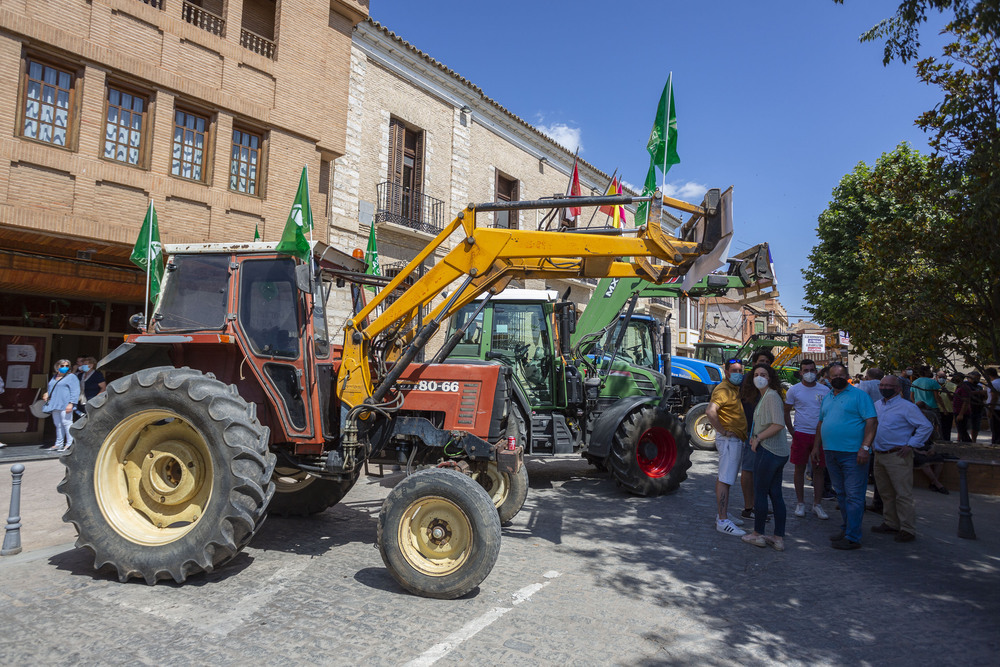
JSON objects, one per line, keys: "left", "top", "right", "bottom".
{"left": 609, "top": 405, "right": 692, "bottom": 496}
{"left": 377, "top": 468, "right": 501, "bottom": 599}
{"left": 684, "top": 402, "right": 717, "bottom": 451}
{"left": 58, "top": 367, "right": 275, "bottom": 584}
{"left": 473, "top": 461, "right": 529, "bottom": 524}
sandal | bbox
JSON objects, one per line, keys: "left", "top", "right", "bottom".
{"left": 741, "top": 533, "right": 767, "bottom": 548}
{"left": 765, "top": 535, "right": 785, "bottom": 551}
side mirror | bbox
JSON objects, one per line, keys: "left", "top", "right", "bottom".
{"left": 295, "top": 263, "right": 312, "bottom": 293}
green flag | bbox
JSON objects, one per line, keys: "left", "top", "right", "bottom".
{"left": 130, "top": 200, "right": 165, "bottom": 305}
{"left": 647, "top": 73, "right": 680, "bottom": 173}
{"left": 254, "top": 224, "right": 260, "bottom": 241}
{"left": 364, "top": 220, "right": 380, "bottom": 293}
{"left": 276, "top": 167, "right": 313, "bottom": 261}
{"left": 633, "top": 163, "right": 658, "bottom": 228}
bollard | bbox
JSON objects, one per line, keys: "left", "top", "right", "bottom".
{"left": 957, "top": 460, "right": 977, "bottom": 540}
{"left": 2, "top": 463, "right": 25, "bottom": 556}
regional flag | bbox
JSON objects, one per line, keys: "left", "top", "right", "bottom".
{"left": 565, "top": 158, "right": 582, "bottom": 222}
{"left": 129, "top": 200, "right": 165, "bottom": 304}
{"left": 276, "top": 167, "right": 313, "bottom": 262}
{"left": 648, "top": 73, "right": 680, "bottom": 173}
{"left": 364, "top": 220, "right": 380, "bottom": 293}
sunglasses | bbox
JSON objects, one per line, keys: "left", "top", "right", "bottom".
{"left": 726, "top": 358, "right": 741, "bottom": 365}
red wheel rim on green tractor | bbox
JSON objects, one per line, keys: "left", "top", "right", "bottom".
{"left": 635, "top": 427, "right": 677, "bottom": 478}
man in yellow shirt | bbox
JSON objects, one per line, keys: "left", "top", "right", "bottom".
{"left": 706, "top": 359, "right": 748, "bottom": 536}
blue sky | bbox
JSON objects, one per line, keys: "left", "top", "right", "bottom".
{"left": 369, "top": 0, "right": 948, "bottom": 322}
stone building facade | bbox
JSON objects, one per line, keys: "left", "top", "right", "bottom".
{"left": 0, "top": 0, "right": 367, "bottom": 443}
{"left": 326, "top": 19, "right": 685, "bottom": 337}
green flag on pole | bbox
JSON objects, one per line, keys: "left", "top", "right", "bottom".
{"left": 254, "top": 224, "right": 260, "bottom": 241}
{"left": 276, "top": 167, "right": 313, "bottom": 262}
{"left": 635, "top": 74, "right": 680, "bottom": 227}
{"left": 364, "top": 220, "right": 380, "bottom": 293}
{"left": 130, "top": 200, "right": 165, "bottom": 305}
{"left": 647, "top": 73, "right": 680, "bottom": 173}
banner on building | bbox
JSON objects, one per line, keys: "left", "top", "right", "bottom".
{"left": 803, "top": 334, "right": 826, "bottom": 355}
{"left": 839, "top": 330, "right": 850, "bottom": 346}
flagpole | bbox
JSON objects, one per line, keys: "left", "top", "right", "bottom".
{"left": 584, "top": 168, "right": 618, "bottom": 229}
{"left": 662, "top": 72, "right": 672, "bottom": 197}
{"left": 144, "top": 199, "right": 152, "bottom": 321}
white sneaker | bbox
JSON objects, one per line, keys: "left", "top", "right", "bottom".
{"left": 716, "top": 519, "right": 747, "bottom": 536}
{"left": 794, "top": 503, "right": 806, "bottom": 517}
{"left": 0, "top": 442, "right": 7, "bottom": 448}
{"left": 813, "top": 504, "right": 829, "bottom": 520}
{"left": 728, "top": 513, "right": 745, "bottom": 527}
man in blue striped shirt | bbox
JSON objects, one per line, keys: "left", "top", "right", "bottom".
{"left": 871, "top": 375, "right": 933, "bottom": 543}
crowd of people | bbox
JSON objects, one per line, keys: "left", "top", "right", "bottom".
{"left": 705, "top": 356, "right": 1000, "bottom": 551}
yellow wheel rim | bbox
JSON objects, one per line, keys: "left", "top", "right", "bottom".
{"left": 398, "top": 495, "right": 473, "bottom": 576}
{"left": 93, "top": 410, "right": 213, "bottom": 546}
{"left": 695, "top": 414, "right": 715, "bottom": 442}
{"left": 273, "top": 467, "right": 317, "bottom": 494}
{"left": 472, "top": 463, "right": 510, "bottom": 509}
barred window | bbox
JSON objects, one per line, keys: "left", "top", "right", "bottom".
{"left": 229, "top": 128, "right": 261, "bottom": 195}
{"left": 171, "top": 109, "right": 208, "bottom": 181}
{"left": 104, "top": 86, "right": 148, "bottom": 166}
{"left": 22, "top": 59, "right": 73, "bottom": 147}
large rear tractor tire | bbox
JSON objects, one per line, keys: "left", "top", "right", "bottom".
{"left": 58, "top": 366, "right": 275, "bottom": 584}
{"left": 609, "top": 405, "right": 692, "bottom": 497}
{"left": 377, "top": 468, "right": 501, "bottom": 599}
{"left": 684, "top": 402, "right": 717, "bottom": 451}
{"left": 268, "top": 467, "right": 361, "bottom": 517}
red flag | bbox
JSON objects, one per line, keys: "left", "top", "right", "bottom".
{"left": 566, "top": 160, "right": 582, "bottom": 220}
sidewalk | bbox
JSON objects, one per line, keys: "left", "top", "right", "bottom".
{"left": 0, "top": 442, "right": 63, "bottom": 464}
{"left": 0, "top": 458, "right": 77, "bottom": 554}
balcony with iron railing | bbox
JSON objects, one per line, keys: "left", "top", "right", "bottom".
{"left": 375, "top": 181, "right": 445, "bottom": 235}
{"left": 182, "top": 1, "right": 225, "bottom": 37}
{"left": 138, "top": 0, "right": 164, "bottom": 8}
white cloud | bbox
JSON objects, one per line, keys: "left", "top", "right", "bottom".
{"left": 536, "top": 122, "right": 583, "bottom": 153}
{"left": 663, "top": 181, "right": 709, "bottom": 202}
{"left": 619, "top": 179, "right": 640, "bottom": 194}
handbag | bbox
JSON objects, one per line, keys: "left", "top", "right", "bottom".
{"left": 29, "top": 388, "right": 47, "bottom": 419}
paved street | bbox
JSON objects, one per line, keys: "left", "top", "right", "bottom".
{"left": 2, "top": 452, "right": 999, "bottom": 666}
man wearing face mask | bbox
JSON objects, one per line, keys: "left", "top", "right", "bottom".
{"left": 784, "top": 359, "right": 831, "bottom": 520}
{"left": 871, "top": 375, "right": 933, "bottom": 543}
{"left": 812, "top": 363, "right": 877, "bottom": 550}
{"left": 706, "top": 359, "right": 749, "bottom": 536}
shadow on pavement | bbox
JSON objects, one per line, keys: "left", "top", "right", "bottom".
{"left": 509, "top": 452, "right": 1000, "bottom": 664}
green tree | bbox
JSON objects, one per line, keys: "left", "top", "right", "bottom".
{"left": 812, "top": 2, "right": 1000, "bottom": 370}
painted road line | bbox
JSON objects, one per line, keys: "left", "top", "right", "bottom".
{"left": 403, "top": 572, "right": 562, "bottom": 667}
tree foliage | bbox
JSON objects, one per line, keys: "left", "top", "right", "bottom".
{"left": 809, "top": 3, "right": 1000, "bottom": 371}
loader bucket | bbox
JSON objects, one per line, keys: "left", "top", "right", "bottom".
{"left": 680, "top": 187, "right": 734, "bottom": 291}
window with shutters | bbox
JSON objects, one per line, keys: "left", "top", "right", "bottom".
{"left": 494, "top": 172, "right": 519, "bottom": 229}
{"left": 171, "top": 107, "right": 211, "bottom": 182}
{"left": 387, "top": 118, "right": 424, "bottom": 224}
{"left": 19, "top": 56, "right": 78, "bottom": 149}
{"left": 103, "top": 84, "right": 150, "bottom": 167}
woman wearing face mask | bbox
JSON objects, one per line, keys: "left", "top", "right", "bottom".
{"left": 741, "top": 363, "right": 789, "bottom": 551}
{"left": 42, "top": 358, "right": 81, "bottom": 452}
{"left": 76, "top": 356, "right": 107, "bottom": 417}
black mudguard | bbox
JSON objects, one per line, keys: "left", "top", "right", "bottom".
{"left": 586, "top": 394, "right": 659, "bottom": 459}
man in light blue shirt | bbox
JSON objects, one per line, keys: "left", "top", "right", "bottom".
{"left": 871, "top": 375, "right": 932, "bottom": 543}
{"left": 813, "top": 363, "right": 877, "bottom": 550}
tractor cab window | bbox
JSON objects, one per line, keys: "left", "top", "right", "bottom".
{"left": 611, "top": 319, "right": 656, "bottom": 369}
{"left": 490, "top": 303, "right": 554, "bottom": 406}
{"left": 154, "top": 254, "right": 230, "bottom": 332}
{"left": 239, "top": 258, "right": 301, "bottom": 359}
{"left": 312, "top": 279, "right": 330, "bottom": 358}
{"left": 446, "top": 303, "right": 485, "bottom": 356}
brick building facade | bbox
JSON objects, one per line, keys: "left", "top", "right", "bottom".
{"left": 0, "top": 0, "right": 367, "bottom": 443}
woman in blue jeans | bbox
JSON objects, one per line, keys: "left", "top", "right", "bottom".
{"left": 742, "top": 364, "right": 789, "bottom": 551}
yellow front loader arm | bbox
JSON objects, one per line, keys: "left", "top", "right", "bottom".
{"left": 337, "top": 188, "right": 733, "bottom": 417}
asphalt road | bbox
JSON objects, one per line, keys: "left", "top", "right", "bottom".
{"left": 1, "top": 452, "right": 998, "bottom": 665}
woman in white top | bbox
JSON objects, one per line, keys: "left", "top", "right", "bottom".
{"left": 742, "top": 364, "right": 789, "bottom": 551}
